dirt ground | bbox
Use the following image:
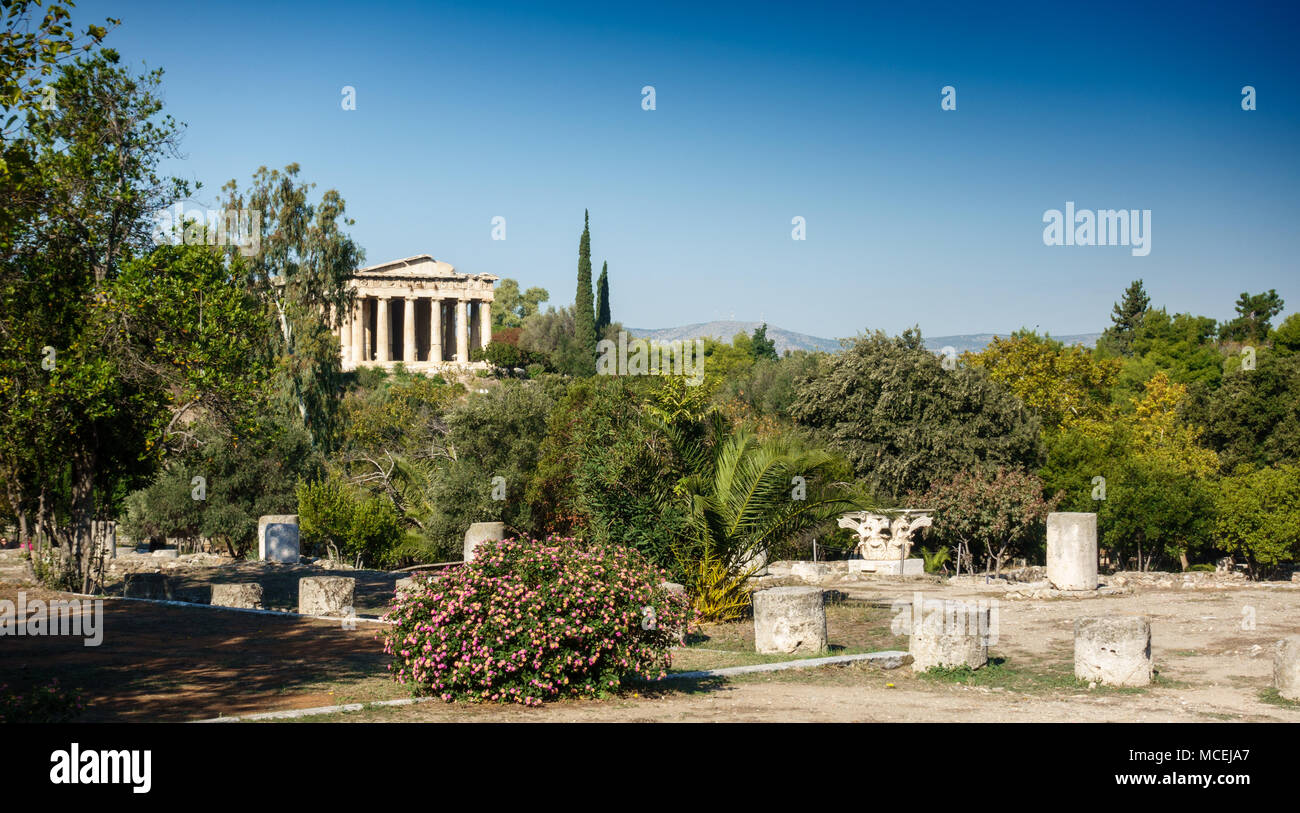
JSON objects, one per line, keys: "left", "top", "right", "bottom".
{"left": 2, "top": 569, "right": 1298, "bottom": 722}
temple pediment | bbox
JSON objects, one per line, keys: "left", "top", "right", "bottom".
{"left": 355, "top": 254, "right": 499, "bottom": 284}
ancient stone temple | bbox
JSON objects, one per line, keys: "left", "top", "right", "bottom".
{"left": 336, "top": 255, "right": 497, "bottom": 371}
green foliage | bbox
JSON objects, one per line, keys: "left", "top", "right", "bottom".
{"left": 595, "top": 261, "right": 611, "bottom": 335}
{"left": 528, "top": 376, "right": 690, "bottom": 567}
{"left": 1271, "top": 313, "right": 1300, "bottom": 353}
{"left": 674, "top": 426, "right": 866, "bottom": 618}
{"left": 791, "top": 328, "right": 1043, "bottom": 500}
{"left": 915, "top": 467, "right": 1056, "bottom": 574}
{"left": 473, "top": 340, "right": 551, "bottom": 374}
{"left": 297, "top": 473, "right": 402, "bottom": 567}
{"left": 750, "top": 323, "right": 778, "bottom": 361}
{"left": 721, "top": 351, "right": 822, "bottom": 423}
{"left": 572, "top": 210, "right": 597, "bottom": 376}
{"left": 1044, "top": 374, "right": 1220, "bottom": 569}
{"left": 1213, "top": 464, "right": 1300, "bottom": 574}
{"left": 490, "top": 278, "right": 549, "bottom": 329}
{"left": 964, "top": 331, "right": 1119, "bottom": 431}
{"left": 1219, "top": 289, "right": 1284, "bottom": 344}
{"left": 1188, "top": 351, "right": 1300, "bottom": 472}
{"left": 121, "top": 413, "right": 317, "bottom": 557}
{"left": 219, "top": 163, "right": 364, "bottom": 451}
{"left": 1099, "top": 279, "right": 1150, "bottom": 356}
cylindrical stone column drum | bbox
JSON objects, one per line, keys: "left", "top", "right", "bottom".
{"left": 1047, "top": 512, "right": 1098, "bottom": 591}
{"left": 752, "top": 586, "right": 827, "bottom": 654}
{"left": 910, "top": 601, "right": 991, "bottom": 672}
{"left": 1074, "top": 616, "right": 1152, "bottom": 687}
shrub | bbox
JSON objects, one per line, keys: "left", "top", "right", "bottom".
{"left": 0, "top": 681, "right": 84, "bottom": 723}
{"left": 380, "top": 537, "right": 694, "bottom": 705}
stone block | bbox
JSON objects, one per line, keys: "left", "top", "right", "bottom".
{"left": 1074, "top": 616, "right": 1152, "bottom": 687}
{"left": 258, "top": 515, "right": 300, "bottom": 563}
{"left": 124, "top": 572, "right": 172, "bottom": 600}
{"left": 211, "top": 583, "right": 263, "bottom": 610}
{"left": 298, "top": 576, "right": 355, "bottom": 617}
{"left": 752, "top": 586, "right": 827, "bottom": 654}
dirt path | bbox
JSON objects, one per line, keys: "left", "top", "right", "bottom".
{"left": 3, "top": 572, "right": 1297, "bottom": 722}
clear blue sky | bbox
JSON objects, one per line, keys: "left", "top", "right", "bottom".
{"left": 79, "top": 0, "right": 1298, "bottom": 340}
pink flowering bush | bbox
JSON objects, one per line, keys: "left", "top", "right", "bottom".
{"left": 380, "top": 536, "right": 694, "bottom": 706}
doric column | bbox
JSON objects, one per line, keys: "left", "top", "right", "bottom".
{"left": 376, "top": 295, "right": 391, "bottom": 362}
{"left": 480, "top": 301, "right": 492, "bottom": 348}
{"left": 351, "top": 296, "right": 366, "bottom": 363}
{"left": 456, "top": 298, "right": 469, "bottom": 363}
{"left": 403, "top": 294, "right": 417, "bottom": 362}
{"left": 429, "top": 297, "right": 442, "bottom": 362}
{"left": 362, "top": 297, "right": 373, "bottom": 361}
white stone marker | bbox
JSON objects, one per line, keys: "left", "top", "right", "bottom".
{"left": 258, "top": 515, "right": 300, "bottom": 563}
{"left": 1047, "top": 512, "right": 1098, "bottom": 591}
{"left": 298, "top": 576, "right": 355, "bottom": 617}
{"left": 910, "top": 601, "right": 990, "bottom": 672}
{"left": 211, "top": 583, "right": 264, "bottom": 610}
{"left": 752, "top": 586, "right": 827, "bottom": 654}
{"left": 462, "top": 521, "right": 505, "bottom": 563}
{"left": 1275, "top": 636, "right": 1300, "bottom": 701}
{"left": 1074, "top": 616, "right": 1152, "bottom": 687}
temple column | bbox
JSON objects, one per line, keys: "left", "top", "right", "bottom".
{"left": 456, "top": 298, "right": 469, "bottom": 363}
{"left": 403, "top": 293, "right": 417, "bottom": 362}
{"left": 376, "top": 295, "right": 391, "bottom": 362}
{"left": 480, "top": 301, "right": 492, "bottom": 348}
{"left": 351, "top": 296, "right": 366, "bottom": 363}
{"left": 429, "top": 297, "right": 442, "bottom": 362}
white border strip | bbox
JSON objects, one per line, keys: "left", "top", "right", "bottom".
{"left": 68, "top": 592, "right": 393, "bottom": 624}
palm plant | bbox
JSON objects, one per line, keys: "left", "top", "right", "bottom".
{"left": 671, "top": 426, "right": 870, "bottom": 620}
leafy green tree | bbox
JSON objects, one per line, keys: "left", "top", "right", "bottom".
{"left": 595, "top": 261, "right": 611, "bottom": 335}
{"left": 219, "top": 163, "right": 364, "bottom": 451}
{"left": 571, "top": 210, "right": 597, "bottom": 376}
{"left": 1271, "top": 313, "right": 1300, "bottom": 353}
{"left": 1219, "top": 290, "right": 1284, "bottom": 344}
{"left": 297, "top": 472, "right": 402, "bottom": 567}
{"left": 1, "top": 1, "right": 116, "bottom": 247}
{"left": 519, "top": 305, "right": 587, "bottom": 374}
{"left": 914, "top": 467, "right": 1057, "bottom": 575}
{"left": 964, "top": 330, "right": 1119, "bottom": 431}
{"left": 791, "top": 329, "right": 1043, "bottom": 500}
{"left": 0, "top": 50, "right": 265, "bottom": 590}
{"left": 1188, "top": 350, "right": 1300, "bottom": 471}
{"left": 1099, "top": 279, "right": 1150, "bottom": 356}
{"left": 750, "top": 323, "right": 778, "bottom": 361}
{"left": 1214, "top": 464, "right": 1300, "bottom": 575}
{"left": 491, "top": 278, "right": 548, "bottom": 330}
{"left": 1044, "top": 373, "right": 1220, "bottom": 570}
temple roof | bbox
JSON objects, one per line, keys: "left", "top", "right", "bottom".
{"left": 354, "top": 254, "right": 498, "bottom": 283}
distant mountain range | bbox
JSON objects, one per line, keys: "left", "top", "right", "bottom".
{"left": 625, "top": 321, "right": 1100, "bottom": 356}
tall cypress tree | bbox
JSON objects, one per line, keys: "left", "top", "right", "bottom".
{"left": 573, "top": 210, "right": 597, "bottom": 375}
{"left": 595, "top": 261, "right": 611, "bottom": 336}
